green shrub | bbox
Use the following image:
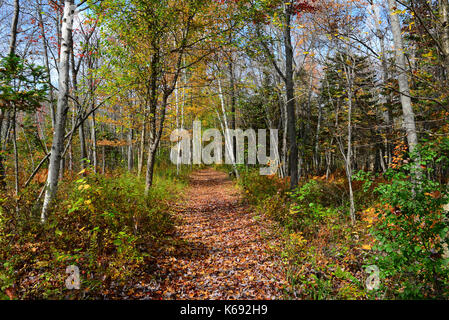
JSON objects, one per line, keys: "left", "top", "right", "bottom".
{"left": 288, "top": 180, "right": 345, "bottom": 233}
{"left": 237, "top": 169, "right": 288, "bottom": 205}
{"left": 356, "top": 148, "right": 449, "bottom": 299}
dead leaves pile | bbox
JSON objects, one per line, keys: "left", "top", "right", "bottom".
{"left": 149, "top": 169, "right": 287, "bottom": 299}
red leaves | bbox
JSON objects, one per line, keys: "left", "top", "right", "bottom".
{"left": 5, "top": 287, "right": 16, "bottom": 300}
{"left": 291, "top": 0, "right": 317, "bottom": 15}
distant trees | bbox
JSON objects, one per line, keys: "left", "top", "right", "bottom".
{"left": 1, "top": 0, "right": 449, "bottom": 224}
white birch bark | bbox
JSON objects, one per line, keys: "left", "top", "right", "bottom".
{"left": 41, "top": 0, "right": 75, "bottom": 222}
{"left": 218, "top": 78, "right": 239, "bottom": 178}
{"left": 387, "top": 0, "right": 419, "bottom": 154}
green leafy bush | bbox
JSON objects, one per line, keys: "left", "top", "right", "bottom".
{"left": 288, "top": 180, "right": 345, "bottom": 233}
{"left": 237, "top": 169, "right": 288, "bottom": 205}
{"left": 356, "top": 147, "right": 449, "bottom": 299}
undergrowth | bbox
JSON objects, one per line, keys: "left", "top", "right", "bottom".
{"left": 0, "top": 164, "right": 189, "bottom": 299}
{"left": 237, "top": 146, "right": 449, "bottom": 300}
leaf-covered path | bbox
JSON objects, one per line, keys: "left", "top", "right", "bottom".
{"left": 154, "top": 169, "right": 287, "bottom": 299}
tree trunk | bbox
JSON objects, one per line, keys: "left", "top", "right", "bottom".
{"left": 0, "top": 109, "right": 7, "bottom": 191}
{"left": 314, "top": 103, "right": 322, "bottom": 173}
{"left": 340, "top": 51, "right": 356, "bottom": 224}
{"left": 9, "top": 0, "right": 20, "bottom": 56}
{"left": 37, "top": 3, "right": 56, "bottom": 129}
{"left": 229, "top": 57, "right": 237, "bottom": 158}
{"left": 218, "top": 78, "right": 239, "bottom": 178}
{"left": 0, "top": 0, "right": 20, "bottom": 190}
{"left": 41, "top": 0, "right": 74, "bottom": 223}
{"left": 145, "top": 144, "right": 156, "bottom": 193}
{"left": 91, "top": 110, "right": 97, "bottom": 173}
{"left": 439, "top": 0, "right": 449, "bottom": 75}
{"left": 137, "top": 118, "right": 146, "bottom": 176}
{"left": 102, "top": 145, "right": 106, "bottom": 174}
{"left": 387, "top": 0, "right": 419, "bottom": 154}
{"left": 128, "top": 128, "right": 133, "bottom": 171}
{"left": 12, "top": 107, "right": 19, "bottom": 197}
{"left": 284, "top": 4, "right": 298, "bottom": 188}
{"left": 79, "top": 123, "right": 87, "bottom": 171}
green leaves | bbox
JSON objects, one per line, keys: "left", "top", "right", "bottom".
{"left": 0, "top": 54, "right": 48, "bottom": 111}
{"left": 364, "top": 146, "right": 449, "bottom": 298}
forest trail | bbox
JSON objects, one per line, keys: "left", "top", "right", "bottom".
{"left": 154, "top": 168, "right": 287, "bottom": 299}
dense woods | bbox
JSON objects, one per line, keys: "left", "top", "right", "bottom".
{"left": 2, "top": 0, "right": 449, "bottom": 300}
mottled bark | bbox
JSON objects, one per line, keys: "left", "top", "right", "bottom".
{"left": 41, "top": 0, "right": 74, "bottom": 222}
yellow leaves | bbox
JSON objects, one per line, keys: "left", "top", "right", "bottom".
{"left": 288, "top": 208, "right": 301, "bottom": 219}
{"left": 422, "top": 51, "right": 435, "bottom": 59}
{"left": 361, "top": 244, "right": 372, "bottom": 250}
{"left": 78, "top": 184, "right": 91, "bottom": 191}
{"left": 290, "top": 232, "right": 307, "bottom": 247}
{"left": 361, "top": 207, "right": 377, "bottom": 225}
{"left": 391, "top": 9, "right": 406, "bottom": 15}
{"left": 35, "top": 260, "right": 49, "bottom": 268}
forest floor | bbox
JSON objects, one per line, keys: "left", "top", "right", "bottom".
{"left": 150, "top": 169, "right": 287, "bottom": 299}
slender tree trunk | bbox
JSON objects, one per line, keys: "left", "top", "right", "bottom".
{"left": 175, "top": 80, "right": 181, "bottom": 175}
{"left": 70, "top": 33, "right": 87, "bottom": 174}
{"left": 387, "top": 0, "right": 419, "bottom": 154}
{"left": 439, "top": 0, "right": 449, "bottom": 75}
{"left": 0, "top": 0, "right": 20, "bottom": 190}
{"left": 0, "top": 110, "right": 6, "bottom": 191}
{"left": 144, "top": 92, "right": 167, "bottom": 194}
{"left": 91, "top": 110, "right": 97, "bottom": 173}
{"left": 145, "top": 144, "right": 156, "bottom": 192}
{"left": 281, "top": 94, "right": 288, "bottom": 176}
{"left": 229, "top": 57, "right": 237, "bottom": 158}
{"left": 218, "top": 78, "right": 239, "bottom": 178}
{"left": 37, "top": 2, "right": 56, "bottom": 129}
{"left": 314, "top": 102, "right": 322, "bottom": 173}
{"left": 283, "top": 4, "right": 298, "bottom": 188}
{"left": 128, "top": 128, "right": 133, "bottom": 171}
{"left": 9, "top": 0, "right": 20, "bottom": 56}
{"left": 342, "top": 52, "right": 356, "bottom": 224}
{"left": 137, "top": 118, "right": 146, "bottom": 176}
{"left": 12, "top": 107, "right": 19, "bottom": 197}
{"left": 102, "top": 145, "right": 106, "bottom": 174}
{"left": 41, "top": 0, "right": 74, "bottom": 223}
{"left": 79, "top": 123, "right": 87, "bottom": 171}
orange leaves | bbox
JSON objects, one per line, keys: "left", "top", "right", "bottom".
{"left": 390, "top": 141, "right": 408, "bottom": 169}
{"left": 96, "top": 139, "right": 129, "bottom": 147}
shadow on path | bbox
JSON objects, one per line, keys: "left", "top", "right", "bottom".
{"left": 153, "top": 168, "right": 286, "bottom": 299}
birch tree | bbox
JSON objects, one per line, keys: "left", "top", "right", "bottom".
{"left": 41, "top": 0, "right": 75, "bottom": 222}
{"left": 387, "top": 0, "right": 419, "bottom": 154}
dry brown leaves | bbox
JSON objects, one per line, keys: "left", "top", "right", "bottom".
{"left": 149, "top": 169, "right": 287, "bottom": 300}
